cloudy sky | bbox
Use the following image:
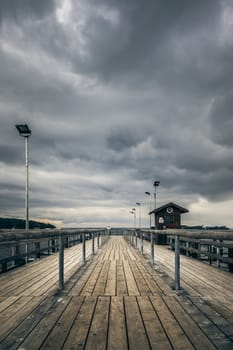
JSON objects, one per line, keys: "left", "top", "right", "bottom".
{"left": 1, "top": 0, "right": 233, "bottom": 228}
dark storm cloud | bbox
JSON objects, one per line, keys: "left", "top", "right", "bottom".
{"left": 1, "top": 0, "right": 233, "bottom": 226}
{"left": 107, "top": 128, "right": 146, "bottom": 152}
{"left": 209, "top": 92, "right": 233, "bottom": 147}
{"left": 75, "top": 0, "right": 221, "bottom": 81}
{"left": 0, "top": 0, "right": 55, "bottom": 23}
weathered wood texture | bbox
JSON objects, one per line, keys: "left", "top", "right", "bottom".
{"left": 0, "top": 236, "right": 232, "bottom": 349}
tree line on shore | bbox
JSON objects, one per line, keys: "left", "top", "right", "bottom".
{"left": 0, "top": 218, "right": 56, "bottom": 229}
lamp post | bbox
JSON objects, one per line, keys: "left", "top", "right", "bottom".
{"left": 132, "top": 208, "right": 136, "bottom": 228}
{"left": 145, "top": 191, "right": 152, "bottom": 228}
{"left": 136, "top": 202, "right": 141, "bottom": 229}
{"left": 16, "top": 124, "right": 31, "bottom": 231}
{"left": 153, "top": 181, "right": 160, "bottom": 229}
{"left": 130, "top": 211, "right": 135, "bottom": 228}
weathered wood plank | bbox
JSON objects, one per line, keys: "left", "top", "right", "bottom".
{"left": 0, "top": 296, "right": 44, "bottom": 342}
{"left": 63, "top": 296, "right": 97, "bottom": 350}
{"left": 116, "top": 260, "right": 128, "bottom": 296}
{"left": 150, "top": 296, "right": 195, "bottom": 349}
{"left": 0, "top": 296, "right": 57, "bottom": 349}
{"left": 124, "top": 295, "right": 150, "bottom": 349}
{"left": 176, "top": 295, "right": 233, "bottom": 350}
{"left": 163, "top": 295, "right": 216, "bottom": 350}
{"left": 104, "top": 260, "right": 116, "bottom": 296}
{"left": 18, "top": 296, "right": 72, "bottom": 349}
{"left": 85, "top": 296, "right": 110, "bottom": 350}
{"left": 108, "top": 296, "right": 128, "bottom": 350}
{"left": 137, "top": 296, "right": 172, "bottom": 350}
{"left": 40, "top": 296, "right": 84, "bottom": 350}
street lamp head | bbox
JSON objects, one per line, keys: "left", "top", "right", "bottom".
{"left": 16, "top": 124, "right": 31, "bottom": 137}
{"left": 136, "top": 202, "right": 140, "bottom": 206}
{"left": 132, "top": 208, "right": 136, "bottom": 211}
{"left": 145, "top": 191, "right": 150, "bottom": 196}
{"left": 153, "top": 181, "right": 160, "bottom": 188}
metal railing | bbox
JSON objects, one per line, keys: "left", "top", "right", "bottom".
{"left": 125, "top": 229, "right": 233, "bottom": 290}
{"left": 0, "top": 228, "right": 109, "bottom": 290}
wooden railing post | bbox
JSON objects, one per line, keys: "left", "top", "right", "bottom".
{"left": 175, "top": 235, "right": 180, "bottom": 290}
{"left": 141, "top": 231, "right": 144, "bottom": 253}
{"left": 25, "top": 242, "right": 29, "bottom": 264}
{"left": 82, "top": 232, "right": 86, "bottom": 264}
{"left": 186, "top": 241, "right": 189, "bottom": 257}
{"left": 150, "top": 232, "right": 154, "bottom": 264}
{"left": 58, "top": 233, "right": 64, "bottom": 290}
{"left": 97, "top": 233, "right": 100, "bottom": 248}
{"left": 92, "top": 232, "right": 95, "bottom": 255}
{"left": 35, "top": 242, "right": 40, "bottom": 259}
{"left": 135, "top": 230, "right": 138, "bottom": 248}
{"left": 216, "top": 240, "right": 220, "bottom": 268}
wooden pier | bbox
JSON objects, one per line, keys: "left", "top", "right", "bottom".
{"left": 0, "top": 235, "right": 233, "bottom": 349}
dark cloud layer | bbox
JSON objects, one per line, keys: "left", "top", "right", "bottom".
{"left": 0, "top": 0, "right": 55, "bottom": 23}
{"left": 0, "top": 0, "right": 233, "bottom": 227}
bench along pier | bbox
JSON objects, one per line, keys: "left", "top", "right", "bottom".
{"left": 0, "top": 228, "right": 233, "bottom": 349}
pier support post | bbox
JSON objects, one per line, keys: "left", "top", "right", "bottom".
{"left": 175, "top": 235, "right": 180, "bottom": 290}
{"left": 150, "top": 232, "right": 154, "bottom": 264}
{"left": 58, "top": 233, "right": 64, "bottom": 290}
{"left": 135, "top": 230, "right": 137, "bottom": 248}
{"left": 82, "top": 233, "right": 86, "bottom": 264}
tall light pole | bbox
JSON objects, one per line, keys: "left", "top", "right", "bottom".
{"left": 145, "top": 191, "right": 151, "bottom": 228}
{"left": 130, "top": 211, "right": 135, "bottom": 228}
{"left": 132, "top": 208, "right": 136, "bottom": 228}
{"left": 136, "top": 202, "right": 141, "bottom": 229}
{"left": 16, "top": 124, "right": 31, "bottom": 230}
{"left": 153, "top": 181, "right": 160, "bottom": 229}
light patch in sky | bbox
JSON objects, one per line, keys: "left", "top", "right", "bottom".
{"left": 96, "top": 5, "right": 120, "bottom": 28}
{"left": 56, "top": 0, "right": 72, "bottom": 24}
{"left": 219, "top": 1, "right": 233, "bottom": 44}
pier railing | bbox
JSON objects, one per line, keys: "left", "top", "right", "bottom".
{"left": 0, "top": 228, "right": 109, "bottom": 289}
{"left": 125, "top": 229, "right": 233, "bottom": 290}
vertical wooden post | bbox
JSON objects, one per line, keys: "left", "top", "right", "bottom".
{"left": 48, "top": 239, "right": 50, "bottom": 255}
{"left": 97, "top": 233, "right": 100, "bottom": 248}
{"left": 51, "top": 239, "right": 56, "bottom": 252}
{"left": 197, "top": 242, "right": 201, "bottom": 260}
{"left": 58, "top": 233, "right": 64, "bottom": 290}
{"left": 92, "top": 232, "right": 95, "bottom": 255}
{"left": 216, "top": 241, "right": 220, "bottom": 268}
{"left": 14, "top": 244, "right": 21, "bottom": 267}
{"left": 141, "top": 231, "right": 144, "bottom": 253}
{"left": 82, "top": 232, "right": 86, "bottom": 264}
{"left": 135, "top": 230, "right": 138, "bottom": 248}
{"left": 25, "top": 242, "right": 29, "bottom": 264}
{"left": 209, "top": 244, "right": 212, "bottom": 265}
{"left": 186, "top": 241, "right": 189, "bottom": 257}
{"left": 175, "top": 235, "right": 180, "bottom": 290}
{"left": 35, "top": 242, "right": 40, "bottom": 259}
{"left": 65, "top": 236, "right": 69, "bottom": 248}
{"left": 228, "top": 248, "right": 233, "bottom": 272}
{"left": 150, "top": 232, "right": 154, "bottom": 264}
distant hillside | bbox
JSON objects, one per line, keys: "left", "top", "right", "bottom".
{"left": 0, "top": 218, "right": 56, "bottom": 230}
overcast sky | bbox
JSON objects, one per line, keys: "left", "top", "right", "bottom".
{"left": 1, "top": 0, "right": 233, "bottom": 228}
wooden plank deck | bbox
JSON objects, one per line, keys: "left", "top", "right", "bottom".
{"left": 0, "top": 236, "right": 232, "bottom": 349}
